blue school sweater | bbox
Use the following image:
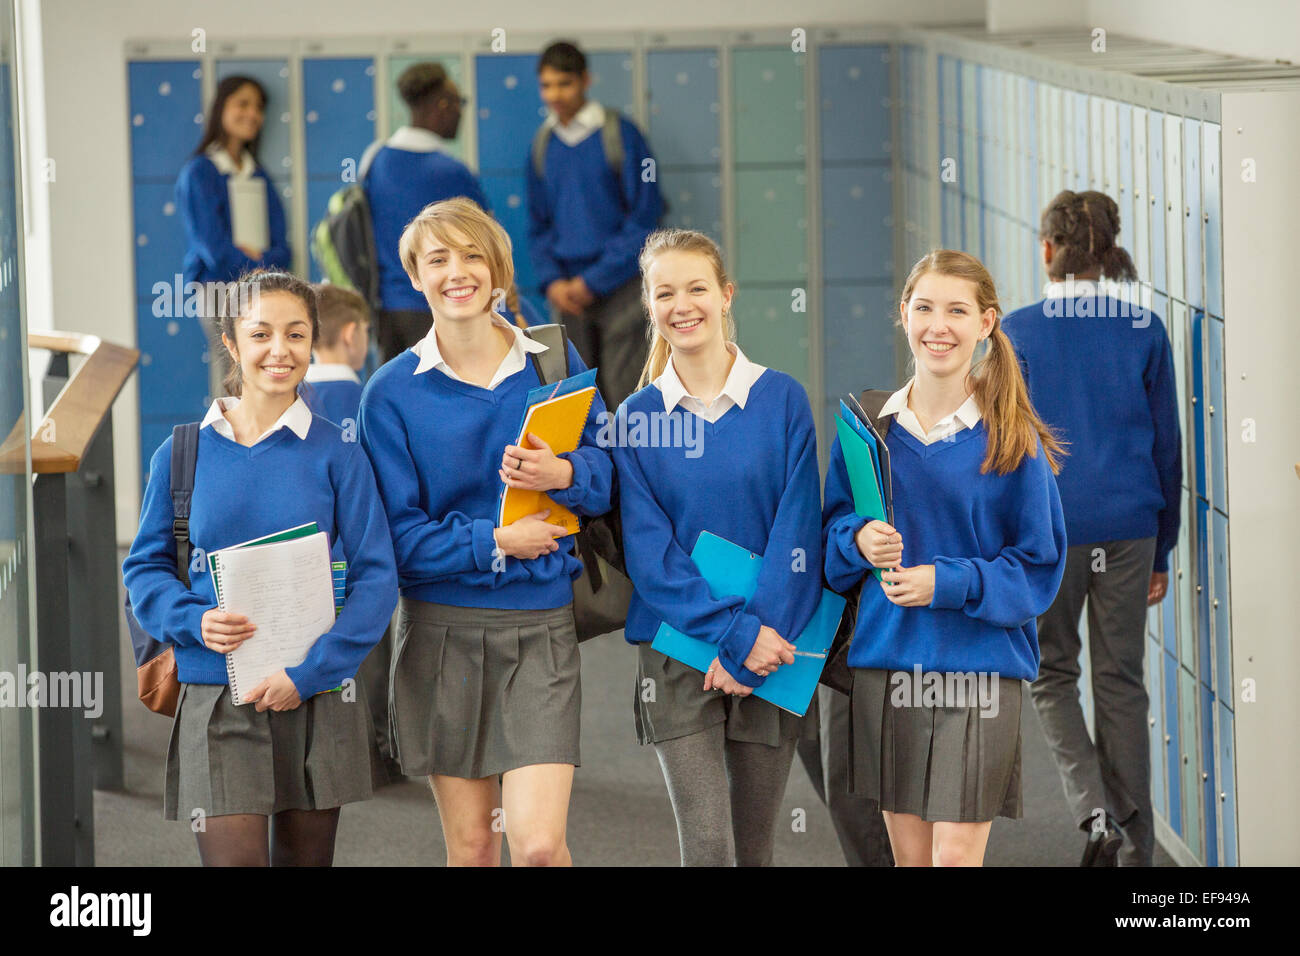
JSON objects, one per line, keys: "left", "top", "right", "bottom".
{"left": 303, "top": 379, "right": 363, "bottom": 428}
{"left": 524, "top": 116, "right": 663, "bottom": 297}
{"left": 364, "top": 146, "right": 490, "bottom": 312}
{"left": 1002, "top": 294, "right": 1182, "bottom": 571}
{"left": 823, "top": 423, "right": 1067, "bottom": 681}
{"left": 175, "top": 155, "right": 291, "bottom": 285}
{"left": 613, "top": 372, "right": 823, "bottom": 688}
{"left": 122, "top": 419, "right": 398, "bottom": 699}
{"left": 357, "top": 341, "right": 613, "bottom": 610}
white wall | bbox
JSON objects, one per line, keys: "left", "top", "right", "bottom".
{"left": 1087, "top": 0, "right": 1300, "bottom": 66}
{"left": 32, "top": 0, "right": 982, "bottom": 542}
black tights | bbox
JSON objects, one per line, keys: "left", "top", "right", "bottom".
{"left": 194, "top": 808, "right": 341, "bottom": 867}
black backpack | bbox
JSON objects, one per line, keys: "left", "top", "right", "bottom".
{"left": 821, "top": 390, "right": 893, "bottom": 695}
{"left": 124, "top": 423, "right": 200, "bottom": 716}
{"left": 521, "top": 324, "right": 632, "bottom": 642}
{"left": 311, "top": 181, "right": 382, "bottom": 315}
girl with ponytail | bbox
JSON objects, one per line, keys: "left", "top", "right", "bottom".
{"left": 822, "top": 250, "right": 1068, "bottom": 866}
{"left": 614, "top": 228, "right": 824, "bottom": 866}
{"left": 1004, "top": 190, "right": 1182, "bottom": 867}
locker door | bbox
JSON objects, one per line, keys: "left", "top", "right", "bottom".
{"left": 1089, "top": 95, "right": 1105, "bottom": 191}
{"left": 1195, "top": 496, "right": 1213, "bottom": 687}
{"left": 1148, "top": 636, "right": 1167, "bottom": 818}
{"left": 1217, "top": 702, "right": 1237, "bottom": 866}
{"left": 1163, "top": 651, "right": 1182, "bottom": 833}
{"left": 1182, "top": 119, "right": 1204, "bottom": 310}
{"left": 128, "top": 60, "right": 204, "bottom": 180}
{"left": 734, "top": 47, "right": 806, "bottom": 165}
{"left": 1203, "top": 123, "right": 1224, "bottom": 317}
{"left": 475, "top": 53, "right": 544, "bottom": 173}
{"left": 822, "top": 282, "right": 897, "bottom": 427}
{"left": 1118, "top": 102, "right": 1133, "bottom": 258}
{"left": 1191, "top": 307, "right": 1208, "bottom": 501}
{"left": 215, "top": 60, "right": 293, "bottom": 195}
{"left": 1212, "top": 509, "right": 1232, "bottom": 699}
{"left": 1178, "top": 666, "right": 1202, "bottom": 859}
{"left": 1073, "top": 91, "right": 1089, "bottom": 191}
{"left": 1176, "top": 485, "right": 1194, "bottom": 663}
{"left": 1200, "top": 685, "right": 1218, "bottom": 866}
{"left": 1209, "top": 315, "right": 1228, "bottom": 513}
{"left": 735, "top": 287, "right": 809, "bottom": 390}
{"left": 647, "top": 50, "right": 720, "bottom": 168}
{"left": 819, "top": 45, "right": 890, "bottom": 163}
{"left": 822, "top": 165, "right": 892, "bottom": 282}
{"left": 735, "top": 168, "right": 807, "bottom": 284}
{"left": 585, "top": 51, "right": 637, "bottom": 117}
{"left": 1147, "top": 111, "right": 1166, "bottom": 293}
{"left": 1163, "top": 114, "right": 1185, "bottom": 303}
{"left": 1131, "top": 106, "right": 1150, "bottom": 283}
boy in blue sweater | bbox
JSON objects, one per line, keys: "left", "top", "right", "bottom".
{"left": 824, "top": 251, "right": 1067, "bottom": 867}
{"left": 526, "top": 40, "right": 663, "bottom": 410}
{"left": 1003, "top": 190, "right": 1182, "bottom": 867}
{"left": 304, "top": 284, "right": 368, "bottom": 428}
{"left": 361, "top": 62, "right": 490, "bottom": 362}
{"left": 123, "top": 270, "right": 397, "bottom": 866}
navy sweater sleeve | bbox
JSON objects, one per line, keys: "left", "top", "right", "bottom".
{"left": 743, "top": 385, "right": 823, "bottom": 665}
{"left": 176, "top": 158, "right": 259, "bottom": 281}
{"left": 524, "top": 142, "right": 565, "bottom": 295}
{"left": 121, "top": 438, "right": 214, "bottom": 650}
{"left": 929, "top": 444, "right": 1068, "bottom": 628}
{"left": 285, "top": 443, "right": 398, "bottom": 699}
{"left": 1145, "top": 325, "right": 1183, "bottom": 573}
{"left": 547, "top": 341, "right": 615, "bottom": 517}
{"left": 578, "top": 120, "right": 664, "bottom": 297}
{"left": 614, "top": 411, "right": 764, "bottom": 685}
{"left": 822, "top": 435, "right": 874, "bottom": 593}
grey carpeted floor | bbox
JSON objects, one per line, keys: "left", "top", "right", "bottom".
{"left": 96, "top": 559, "right": 1174, "bottom": 866}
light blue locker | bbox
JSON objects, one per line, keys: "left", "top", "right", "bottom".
{"left": 733, "top": 48, "right": 806, "bottom": 164}
{"left": 1203, "top": 124, "right": 1224, "bottom": 317}
{"left": 1191, "top": 308, "right": 1208, "bottom": 500}
{"left": 822, "top": 282, "right": 897, "bottom": 410}
{"left": 1089, "top": 96, "right": 1105, "bottom": 191}
{"left": 128, "top": 61, "right": 203, "bottom": 180}
{"left": 136, "top": 316, "right": 208, "bottom": 417}
{"left": 1179, "top": 666, "right": 1202, "bottom": 859}
{"left": 1217, "top": 702, "right": 1237, "bottom": 865}
{"left": 819, "top": 45, "right": 890, "bottom": 163}
{"left": 1022, "top": 78, "right": 1038, "bottom": 227}
{"left": 735, "top": 168, "right": 807, "bottom": 284}
{"left": 585, "top": 51, "right": 637, "bottom": 117}
{"left": 302, "top": 58, "right": 375, "bottom": 176}
{"left": 1209, "top": 316, "right": 1227, "bottom": 513}
{"left": 1148, "top": 636, "right": 1166, "bottom": 818}
{"left": 1118, "top": 102, "right": 1133, "bottom": 251}
{"left": 1212, "top": 510, "right": 1231, "bottom": 700}
{"left": 960, "top": 61, "right": 978, "bottom": 204}
{"left": 1165, "top": 299, "right": 1187, "bottom": 474}
{"left": 477, "top": 172, "right": 536, "bottom": 296}
{"left": 1163, "top": 651, "right": 1182, "bottom": 832}
{"left": 1147, "top": 111, "right": 1166, "bottom": 293}
{"left": 1176, "top": 485, "right": 1194, "bottom": 663}
{"left": 658, "top": 169, "right": 722, "bottom": 241}
{"left": 822, "top": 165, "right": 892, "bottom": 283}
{"left": 215, "top": 60, "right": 293, "bottom": 191}
{"left": 735, "top": 286, "right": 809, "bottom": 389}
{"left": 647, "top": 50, "right": 720, "bottom": 168}
{"left": 1196, "top": 496, "right": 1213, "bottom": 688}
{"left": 1163, "top": 114, "right": 1184, "bottom": 303}
{"left": 1131, "top": 106, "right": 1150, "bottom": 283}
{"left": 1182, "top": 119, "right": 1203, "bottom": 310}
{"left": 1072, "top": 91, "right": 1089, "bottom": 191}
{"left": 1200, "top": 684, "right": 1218, "bottom": 866}
{"left": 132, "top": 182, "right": 189, "bottom": 299}
{"left": 474, "top": 53, "right": 544, "bottom": 174}
{"left": 1161, "top": 587, "right": 1177, "bottom": 661}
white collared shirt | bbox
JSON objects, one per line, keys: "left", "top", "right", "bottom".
{"left": 653, "top": 344, "right": 766, "bottom": 424}
{"left": 205, "top": 142, "right": 256, "bottom": 180}
{"left": 880, "top": 378, "right": 982, "bottom": 446}
{"left": 358, "top": 125, "right": 446, "bottom": 180}
{"left": 544, "top": 99, "right": 605, "bottom": 148}
{"left": 410, "top": 314, "right": 548, "bottom": 390}
{"left": 200, "top": 395, "right": 313, "bottom": 446}
{"left": 304, "top": 363, "right": 362, "bottom": 385}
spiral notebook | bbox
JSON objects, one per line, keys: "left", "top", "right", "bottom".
{"left": 208, "top": 525, "right": 337, "bottom": 705}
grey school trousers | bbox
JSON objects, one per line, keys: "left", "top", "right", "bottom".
{"left": 1030, "top": 537, "right": 1158, "bottom": 866}
{"left": 556, "top": 277, "right": 648, "bottom": 412}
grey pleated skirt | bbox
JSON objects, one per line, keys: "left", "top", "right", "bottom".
{"left": 849, "top": 667, "right": 1024, "bottom": 822}
{"left": 163, "top": 681, "right": 374, "bottom": 820}
{"left": 633, "top": 643, "right": 806, "bottom": 747}
{"left": 390, "top": 597, "right": 581, "bottom": 778}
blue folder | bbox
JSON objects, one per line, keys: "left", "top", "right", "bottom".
{"left": 651, "top": 532, "right": 847, "bottom": 716}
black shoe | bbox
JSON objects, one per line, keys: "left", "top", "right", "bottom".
{"left": 1081, "top": 816, "right": 1125, "bottom": 867}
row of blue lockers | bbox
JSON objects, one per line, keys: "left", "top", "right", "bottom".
{"left": 895, "top": 42, "right": 1236, "bottom": 866}
{"left": 128, "top": 43, "right": 899, "bottom": 482}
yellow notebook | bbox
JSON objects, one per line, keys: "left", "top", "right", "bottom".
{"left": 497, "top": 386, "right": 597, "bottom": 537}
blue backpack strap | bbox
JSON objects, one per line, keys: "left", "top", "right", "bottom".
{"left": 522, "top": 323, "right": 571, "bottom": 385}
{"left": 170, "top": 423, "right": 201, "bottom": 588}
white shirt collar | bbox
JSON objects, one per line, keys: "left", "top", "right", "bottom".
{"left": 386, "top": 125, "right": 445, "bottom": 153}
{"left": 304, "top": 363, "right": 362, "bottom": 385}
{"left": 545, "top": 100, "right": 605, "bottom": 147}
{"left": 205, "top": 142, "right": 256, "bottom": 178}
{"left": 654, "top": 344, "right": 765, "bottom": 416}
{"left": 201, "top": 396, "right": 313, "bottom": 445}
{"left": 411, "top": 313, "right": 547, "bottom": 389}
{"left": 879, "top": 378, "right": 981, "bottom": 445}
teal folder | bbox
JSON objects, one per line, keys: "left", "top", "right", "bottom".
{"left": 650, "top": 532, "right": 847, "bottom": 716}
{"left": 834, "top": 414, "right": 892, "bottom": 581}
